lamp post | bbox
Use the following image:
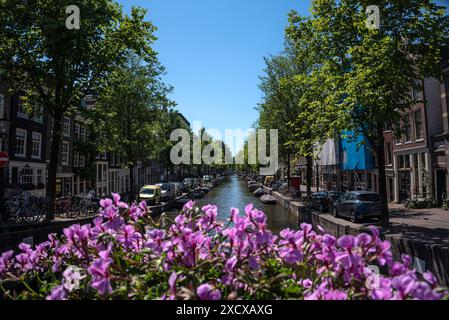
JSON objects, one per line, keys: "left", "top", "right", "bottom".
{"left": 315, "top": 157, "right": 321, "bottom": 192}
{"left": 0, "top": 120, "right": 10, "bottom": 222}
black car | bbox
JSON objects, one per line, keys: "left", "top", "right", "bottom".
{"left": 332, "top": 191, "right": 383, "bottom": 223}
{"left": 327, "top": 191, "right": 344, "bottom": 212}
{"left": 310, "top": 191, "right": 331, "bottom": 212}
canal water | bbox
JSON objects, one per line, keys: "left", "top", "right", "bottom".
{"left": 168, "top": 175, "right": 298, "bottom": 234}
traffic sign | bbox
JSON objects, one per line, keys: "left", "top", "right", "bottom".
{"left": 0, "top": 151, "right": 9, "bottom": 168}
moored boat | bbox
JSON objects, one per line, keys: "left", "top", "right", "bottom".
{"left": 253, "top": 187, "right": 266, "bottom": 198}
{"left": 260, "top": 194, "right": 277, "bottom": 205}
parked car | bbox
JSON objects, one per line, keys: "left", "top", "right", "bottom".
{"left": 137, "top": 185, "right": 161, "bottom": 206}
{"left": 183, "top": 178, "right": 195, "bottom": 190}
{"left": 173, "top": 182, "right": 183, "bottom": 196}
{"left": 327, "top": 191, "right": 345, "bottom": 212}
{"left": 203, "top": 175, "right": 212, "bottom": 182}
{"left": 332, "top": 191, "right": 383, "bottom": 223}
{"left": 310, "top": 191, "right": 331, "bottom": 212}
{"left": 157, "top": 183, "right": 176, "bottom": 201}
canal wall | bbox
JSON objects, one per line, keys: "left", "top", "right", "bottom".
{"left": 0, "top": 190, "right": 197, "bottom": 253}
{"left": 0, "top": 217, "right": 95, "bottom": 253}
{"left": 262, "top": 185, "right": 449, "bottom": 286}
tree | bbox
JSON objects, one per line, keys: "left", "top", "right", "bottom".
{"left": 257, "top": 41, "right": 327, "bottom": 194}
{"left": 94, "top": 53, "right": 172, "bottom": 200}
{"left": 287, "top": 0, "right": 449, "bottom": 226}
{"left": 0, "top": 0, "right": 157, "bottom": 219}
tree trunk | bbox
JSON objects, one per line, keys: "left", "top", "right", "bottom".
{"left": 129, "top": 164, "right": 135, "bottom": 201}
{"left": 376, "top": 124, "right": 389, "bottom": 227}
{"left": 46, "top": 112, "right": 63, "bottom": 221}
{"left": 306, "top": 155, "right": 313, "bottom": 195}
{"left": 287, "top": 153, "right": 291, "bottom": 191}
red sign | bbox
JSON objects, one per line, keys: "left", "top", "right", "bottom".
{"left": 0, "top": 151, "right": 9, "bottom": 168}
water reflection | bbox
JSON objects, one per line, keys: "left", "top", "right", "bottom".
{"left": 167, "top": 175, "right": 299, "bottom": 234}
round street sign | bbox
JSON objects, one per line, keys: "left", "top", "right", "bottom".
{"left": 0, "top": 151, "right": 9, "bottom": 168}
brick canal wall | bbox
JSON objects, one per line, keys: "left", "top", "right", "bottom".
{"left": 263, "top": 186, "right": 449, "bottom": 287}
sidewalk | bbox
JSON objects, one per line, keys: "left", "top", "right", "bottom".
{"left": 296, "top": 184, "right": 449, "bottom": 246}
{"left": 386, "top": 204, "right": 449, "bottom": 247}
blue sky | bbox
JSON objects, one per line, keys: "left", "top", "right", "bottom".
{"left": 118, "top": 0, "right": 448, "bottom": 155}
{"left": 118, "top": 0, "right": 311, "bottom": 154}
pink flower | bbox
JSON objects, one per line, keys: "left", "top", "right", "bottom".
{"left": 197, "top": 283, "right": 222, "bottom": 300}
{"left": 46, "top": 285, "right": 68, "bottom": 300}
{"left": 87, "top": 250, "right": 113, "bottom": 296}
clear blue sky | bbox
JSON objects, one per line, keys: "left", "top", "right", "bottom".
{"left": 118, "top": 0, "right": 311, "bottom": 154}
{"left": 118, "top": 0, "right": 448, "bottom": 155}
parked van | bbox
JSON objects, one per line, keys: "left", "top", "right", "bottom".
{"left": 138, "top": 185, "right": 161, "bottom": 205}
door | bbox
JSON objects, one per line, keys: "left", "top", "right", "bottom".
{"left": 436, "top": 170, "right": 447, "bottom": 204}
{"left": 399, "top": 171, "right": 411, "bottom": 203}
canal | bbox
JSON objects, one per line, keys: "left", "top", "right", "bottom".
{"left": 169, "top": 175, "right": 298, "bottom": 233}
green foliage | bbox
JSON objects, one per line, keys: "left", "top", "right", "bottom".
{"left": 93, "top": 53, "right": 173, "bottom": 168}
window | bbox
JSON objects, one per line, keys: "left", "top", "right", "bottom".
{"left": 412, "top": 79, "right": 423, "bottom": 101}
{"left": 36, "top": 169, "right": 43, "bottom": 184}
{"left": 386, "top": 143, "right": 393, "bottom": 165}
{"left": 414, "top": 110, "right": 423, "bottom": 140}
{"left": 0, "top": 94, "right": 4, "bottom": 119}
{"left": 31, "top": 132, "right": 42, "bottom": 159}
{"left": 79, "top": 155, "right": 85, "bottom": 167}
{"left": 398, "top": 155, "right": 404, "bottom": 169}
{"left": 15, "top": 129, "right": 27, "bottom": 157}
{"left": 62, "top": 141, "right": 70, "bottom": 165}
{"left": 74, "top": 151, "right": 79, "bottom": 167}
{"left": 74, "top": 123, "right": 80, "bottom": 140}
{"left": 17, "top": 98, "right": 28, "bottom": 118}
{"left": 20, "top": 167, "right": 34, "bottom": 184}
{"left": 80, "top": 126, "right": 86, "bottom": 141}
{"left": 405, "top": 155, "right": 410, "bottom": 168}
{"left": 63, "top": 117, "right": 71, "bottom": 137}
{"left": 403, "top": 115, "right": 412, "bottom": 142}
{"left": 32, "top": 105, "right": 43, "bottom": 123}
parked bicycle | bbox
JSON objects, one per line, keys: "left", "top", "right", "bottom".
{"left": 4, "top": 192, "right": 47, "bottom": 224}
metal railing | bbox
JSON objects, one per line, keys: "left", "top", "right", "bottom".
{"left": 3, "top": 192, "right": 99, "bottom": 224}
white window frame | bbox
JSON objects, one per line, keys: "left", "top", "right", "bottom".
{"left": 15, "top": 128, "right": 27, "bottom": 157}
{"left": 31, "top": 132, "right": 42, "bottom": 159}
{"left": 63, "top": 117, "right": 71, "bottom": 137}
{"left": 79, "top": 155, "right": 85, "bottom": 167}
{"left": 73, "top": 151, "right": 79, "bottom": 167}
{"left": 0, "top": 94, "right": 4, "bottom": 119}
{"left": 20, "top": 167, "right": 34, "bottom": 184}
{"left": 80, "top": 125, "right": 86, "bottom": 141}
{"left": 62, "top": 141, "right": 70, "bottom": 166}
{"left": 32, "top": 105, "right": 43, "bottom": 123}
{"left": 17, "top": 98, "right": 28, "bottom": 118}
{"left": 36, "top": 169, "right": 43, "bottom": 185}
{"left": 74, "top": 123, "right": 80, "bottom": 140}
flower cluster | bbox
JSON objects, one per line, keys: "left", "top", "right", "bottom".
{"left": 0, "top": 194, "right": 447, "bottom": 300}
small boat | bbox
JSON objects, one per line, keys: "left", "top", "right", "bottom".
{"left": 253, "top": 187, "right": 266, "bottom": 198}
{"left": 248, "top": 183, "right": 261, "bottom": 192}
{"left": 193, "top": 190, "right": 205, "bottom": 199}
{"left": 200, "top": 187, "right": 210, "bottom": 193}
{"left": 260, "top": 194, "right": 277, "bottom": 205}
